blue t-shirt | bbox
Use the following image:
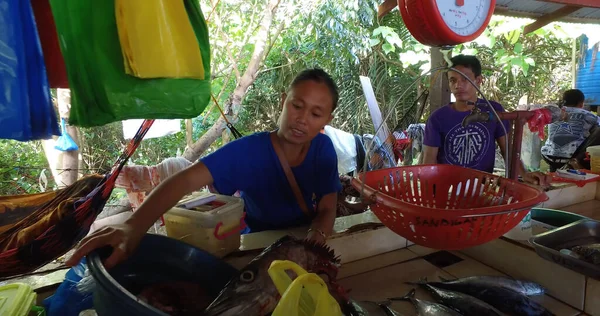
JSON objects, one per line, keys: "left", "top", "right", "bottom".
{"left": 423, "top": 100, "right": 510, "bottom": 173}
{"left": 201, "top": 132, "right": 342, "bottom": 233}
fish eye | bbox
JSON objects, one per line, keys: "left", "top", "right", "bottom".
{"left": 240, "top": 270, "right": 255, "bottom": 283}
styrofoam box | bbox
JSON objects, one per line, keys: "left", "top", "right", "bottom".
{"left": 164, "top": 193, "right": 244, "bottom": 258}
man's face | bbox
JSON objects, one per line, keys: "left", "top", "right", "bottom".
{"left": 448, "top": 65, "right": 482, "bottom": 102}
{"left": 278, "top": 80, "right": 334, "bottom": 144}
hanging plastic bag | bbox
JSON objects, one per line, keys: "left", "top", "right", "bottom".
{"left": 115, "top": 0, "right": 205, "bottom": 79}
{"left": 0, "top": 0, "right": 60, "bottom": 141}
{"left": 31, "top": 0, "right": 69, "bottom": 88}
{"left": 268, "top": 260, "right": 342, "bottom": 316}
{"left": 49, "top": 0, "right": 211, "bottom": 128}
{"left": 55, "top": 119, "right": 79, "bottom": 151}
{"left": 0, "top": 0, "right": 29, "bottom": 141}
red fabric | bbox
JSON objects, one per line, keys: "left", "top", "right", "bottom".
{"left": 31, "top": 0, "right": 69, "bottom": 88}
{"left": 392, "top": 131, "right": 411, "bottom": 162}
{"left": 527, "top": 109, "right": 552, "bottom": 140}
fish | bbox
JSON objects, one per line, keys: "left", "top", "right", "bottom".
{"left": 343, "top": 300, "right": 406, "bottom": 316}
{"left": 436, "top": 275, "right": 545, "bottom": 296}
{"left": 571, "top": 244, "right": 600, "bottom": 265}
{"left": 398, "top": 283, "right": 502, "bottom": 316}
{"left": 390, "top": 289, "right": 462, "bottom": 316}
{"left": 409, "top": 279, "right": 554, "bottom": 316}
{"left": 203, "top": 235, "right": 342, "bottom": 316}
{"left": 404, "top": 283, "right": 502, "bottom": 316}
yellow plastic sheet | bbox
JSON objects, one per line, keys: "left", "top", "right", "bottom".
{"left": 268, "top": 260, "right": 342, "bottom": 316}
{"left": 115, "top": 0, "right": 205, "bottom": 79}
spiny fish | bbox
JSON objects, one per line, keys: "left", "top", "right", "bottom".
{"left": 409, "top": 279, "right": 554, "bottom": 316}
{"left": 437, "top": 275, "right": 545, "bottom": 296}
{"left": 571, "top": 244, "right": 600, "bottom": 265}
{"left": 390, "top": 289, "right": 462, "bottom": 316}
{"left": 401, "top": 282, "right": 502, "bottom": 316}
{"left": 203, "top": 235, "right": 342, "bottom": 316}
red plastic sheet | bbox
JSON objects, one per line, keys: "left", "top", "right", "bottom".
{"left": 527, "top": 108, "right": 552, "bottom": 140}
{"left": 31, "top": 0, "right": 69, "bottom": 88}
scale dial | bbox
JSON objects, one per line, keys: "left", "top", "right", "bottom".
{"left": 399, "top": 0, "right": 496, "bottom": 47}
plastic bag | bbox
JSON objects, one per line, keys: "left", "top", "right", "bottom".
{"left": 31, "top": 0, "right": 69, "bottom": 88}
{"left": 527, "top": 108, "right": 553, "bottom": 140}
{"left": 55, "top": 118, "right": 79, "bottom": 151}
{"left": 0, "top": 0, "right": 60, "bottom": 141}
{"left": 116, "top": 0, "right": 205, "bottom": 79}
{"left": 43, "top": 258, "right": 94, "bottom": 316}
{"left": 268, "top": 260, "right": 342, "bottom": 316}
{"left": 49, "top": 0, "right": 211, "bottom": 127}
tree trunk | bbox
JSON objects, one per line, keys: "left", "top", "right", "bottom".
{"left": 43, "top": 89, "right": 80, "bottom": 188}
{"left": 183, "top": 0, "right": 282, "bottom": 162}
{"left": 57, "top": 89, "right": 79, "bottom": 187}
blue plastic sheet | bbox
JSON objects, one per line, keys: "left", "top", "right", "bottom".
{"left": 0, "top": 0, "right": 59, "bottom": 141}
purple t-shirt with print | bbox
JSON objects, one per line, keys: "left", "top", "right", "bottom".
{"left": 423, "top": 99, "right": 510, "bottom": 173}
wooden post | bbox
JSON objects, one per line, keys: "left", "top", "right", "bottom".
{"left": 429, "top": 48, "right": 451, "bottom": 113}
{"left": 572, "top": 37, "right": 578, "bottom": 88}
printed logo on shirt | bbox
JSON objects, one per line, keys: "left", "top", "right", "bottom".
{"left": 444, "top": 123, "right": 491, "bottom": 168}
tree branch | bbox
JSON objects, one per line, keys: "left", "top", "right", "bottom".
{"left": 263, "top": 21, "right": 286, "bottom": 65}
{"left": 183, "top": 0, "right": 284, "bottom": 161}
{"left": 210, "top": 7, "right": 242, "bottom": 80}
{"left": 260, "top": 48, "right": 316, "bottom": 74}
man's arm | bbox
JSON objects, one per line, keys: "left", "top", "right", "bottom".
{"left": 308, "top": 192, "right": 337, "bottom": 243}
{"left": 496, "top": 136, "right": 551, "bottom": 186}
{"left": 422, "top": 145, "right": 439, "bottom": 164}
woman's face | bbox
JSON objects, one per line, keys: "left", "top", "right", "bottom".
{"left": 278, "top": 80, "right": 334, "bottom": 145}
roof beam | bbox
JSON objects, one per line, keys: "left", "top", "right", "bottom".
{"left": 539, "top": 0, "right": 600, "bottom": 9}
{"left": 378, "top": 0, "right": 397, "bottom": 19}
{"left": 523, "top": 5, "right": 582, "bottom": 34}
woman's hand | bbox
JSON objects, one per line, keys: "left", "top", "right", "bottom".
{"left": 523, "top": 171, "right": 552, "bottom": 187}
{"left": 66, "top": 222, "right": 145, "bottom": 269}
{"left": 306, "top": 229, "right": 327, "bottom": 244}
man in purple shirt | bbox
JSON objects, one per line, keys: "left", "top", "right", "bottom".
{"left": 422, "top": 55, "right": 550, "bottom": 185}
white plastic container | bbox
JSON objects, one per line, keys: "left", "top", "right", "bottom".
{"left": 164, "top": 193, "right": 245, "bottom": 258}
{"left": 587, "top": 145, "right": 600, "bottom": 173}
{"left": 503, "top": 211, "right": 532, "bottom": 241}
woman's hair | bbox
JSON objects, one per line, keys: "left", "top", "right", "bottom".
{"left": 562, "top": 89, "right": 585, "bottom": 107}
{"left": 449, "top": 54, "right": 482, "bottom": 77}
{"left": 290, "top": 68, "right": 339, "bottom": 111}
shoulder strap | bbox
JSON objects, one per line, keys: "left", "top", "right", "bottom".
{"left": 270, "top": 132, "right": 312, "bottom": 217}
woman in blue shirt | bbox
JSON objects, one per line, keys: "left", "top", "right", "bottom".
{"left": 67, "top": 69, "right": 342, "bottom": 268}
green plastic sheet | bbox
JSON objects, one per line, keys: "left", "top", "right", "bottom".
{"left": 49, "top": 0, "right": 211, "bottom": 127}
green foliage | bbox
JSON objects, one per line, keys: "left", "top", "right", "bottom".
{"left": 452, "top": 17, "right": 573, "bottom": 108}
{"left": 0, "top": 140, "right": 53, "bottom": 195}
{"left": 0, "top": 6, "right": 583, "bottom": 196}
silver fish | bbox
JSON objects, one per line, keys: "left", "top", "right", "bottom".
{"left": 438, "top": 275, "right": 545, "bottom": 296}
{"left": 390, "top": 289, "right": 462, "bottom": 316}
{"left": 411, "top": 279, "right": 554, "bottom": 316}
{"left": 409, "top": 282, "right": 502, "bottom": 316}
{"left": 344, "top": 300, "right": 406, "bottom": 316}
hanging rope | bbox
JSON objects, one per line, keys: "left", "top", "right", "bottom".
{"left": 211, "top": 94, "right": 243, "bottom": 139}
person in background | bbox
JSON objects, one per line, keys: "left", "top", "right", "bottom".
{"left": 542, "top": 89, "right": 599, "bottom": 171}
{"left": 422, "top": 54, "right": 551, "bottom": 186}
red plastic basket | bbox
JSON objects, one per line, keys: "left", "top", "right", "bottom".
{"left": 351, "top": 165, "right": 548, "bottom": 250}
